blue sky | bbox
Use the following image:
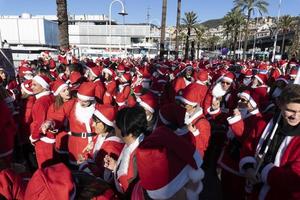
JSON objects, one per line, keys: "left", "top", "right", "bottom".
{"left": 0, "top": 0, "right": 299, "bottom": 26}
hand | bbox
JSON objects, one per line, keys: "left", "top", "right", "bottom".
{"left": 104, "top": 155, "right": 116, "bottom": 171}
{"left": 233, "top": 108, "right": 241, "bottom": 117}
{"left": 40, "top": 120, "right": 55, "bottom": 134}
{"left": 188, "top": 123, "right": 197, "bottom": 133}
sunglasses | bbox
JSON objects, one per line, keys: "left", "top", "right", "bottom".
{"left": 221, "top": 81, "right": 231, "bottom": 85}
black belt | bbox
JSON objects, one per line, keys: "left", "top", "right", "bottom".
{"left": 69, "top": 132, "right": 96, "bottom": 138}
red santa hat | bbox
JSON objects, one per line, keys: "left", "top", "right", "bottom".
{"left": 102, "top": 68, "right": 115, "bottom": 77}
{"left": 290, "top": 68, "right": 298, "bottom": 79}
{"left": 221, "top": 72, "right": 235, "bottom": 83}
{"left": 243, "top": 69, "right": 253, "bottom": 78}
{"left": 117, "top": 64, "right": 126, "bottom": 73}
{"left": 89, "top": 67, "right": 101, "bottom": 77}
{"left": 238, "top": 90, "right": 258, "bottom": 108}
{"left": 120, "top": 73, "right": 131, "bottom": 83}
{"left": 77, "top": 82, "right": 95, "bottom": 101}
{"left": 254, "top": 73, "right": 268, "bottom": 85}
{"left": 32, "top": 75, "right": 51, "bottom": 89}
{"left": 175, "top": 86, "right": 198, "bottom": 107}
{"left": 51, "top": 79, "right": 68, "bottom": 96}
{"left": 24, "top": 163, "right": 75, "bottom": 200}
{"left": 136, "top": 93, "right": 157, "bottom": 114}
{"left": 68, "top": 71, "right": 82, "bottom": 85}
{"left": 136, "top": 126, "right": 204, "bottom": 199}
{"left": 93, "top": 104, "right": 117, "bottom": 127}
{"left": 18, "top": 66, "right": 33, "bottom": 80}
{"left": 195, "top": 70, "right": 209, "bottom": 82}
{"left": 21, "top": 80, "right": 34, "bottom": 95}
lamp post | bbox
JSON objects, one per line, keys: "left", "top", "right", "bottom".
{"left": 252, "top": 11, "right": 261, "bottom": 60}
{"left": 109, "top": 0, "right": 127, "bottom": 58}
{"left": 271, "top": 0, "right": 282, "bottom": 62}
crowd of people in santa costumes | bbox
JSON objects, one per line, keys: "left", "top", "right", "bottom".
{"left": 0, "top": 48, "right": 299, "bottom": 200}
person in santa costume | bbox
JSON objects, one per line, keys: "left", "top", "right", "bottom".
{"left": 103, "top": 106, "right": 147, "bottom": 198}
{"left": 102, "top": 68, "right": 117, "bottom": 105}
{"left": 176, "top": 85, "right": 211, "bottom": 157}
{"left": 79, "top": 104, "right": 124, "bottom": 180}
{"left": 238, "top": 84, "right": 300, "bottom": 200}
{"left": 250, "top": 73, "right": 270, "bottom": 113}
{"left": 30, "top": 75, "right": 54, "bottom": 168}
{"left": 87, "top": 66, "right": 105, "bottom": 103}
{"left": 45, "top": 79, "right": 71, "bottom": 162}
{"left": 132, "top": 124, "right": 205, "bottom": 200}
{"left": 114, "top": 73, "right": 131, "bottom": 108}
{"left": 41, "top": 81, "right": 98, "bottom": 166}
{"left": 217, "top": 89, "right": 263, "bottom": 200}
{"left": 173, "top": 65, "right": 194, "bottom": 95}
{"left": 57, "top": 48, "right": 68, "bottom": 65}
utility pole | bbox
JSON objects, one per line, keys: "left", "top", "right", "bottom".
{"left": 271, "top": 0, "right": 282, "bottom": 62}
{"left": 159, "top": 0, "right": 167, "bottom": 60}
{"left": 175, "top": 0, "right": 181, "bottom": 60}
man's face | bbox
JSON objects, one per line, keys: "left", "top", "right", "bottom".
{"left": 31, "top": 80, "right": 45, "bottom": 94}
{"left": 281, "top": 102, "right": 300, "bottom": 126}
{"left": 0, "top": 70, "right": 6, "bottom": 80}
{"left": 78, "top": 99, "right": 92, "bottom": 107}
{"left": 220, "top": 79, "right": 231, "bottom": 91}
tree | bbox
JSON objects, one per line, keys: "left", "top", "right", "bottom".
{"left": 289, "top": 16, "right": 300, "bottom": 59}
{"left": 182, "top": 11, "right": 198, "bottom": 60}
{"left": 56, "top": 0, "right": 69, "bottom": 49}
{"left": 279, "top": 15, "right": 294, "bottom": 55}
{"left": 223, "top": 9, "right": 245, "bottom": 59}
{"left": 234, "top": 0, "right": 268, "bottom": 60}
{"left": 206, "top": 35, "right": 221, "bottom": 51}
{"left": 159, "top": 0, "right": 168, "bottom": 60}
{"left": 175, "top": 0, "right": 182, "bottom": 59}
{"left": 195, "top": 25, "right": 206, "bottom": 59}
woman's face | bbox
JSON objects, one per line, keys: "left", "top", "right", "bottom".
{"left": 59, "top": 87, "right": 71, "bottom": 101}
{"left": 92, "top": 120, "right": 105, "bottom": 135}
{"left": 0, "top": 70, "right": 6, "bottom": 80}
{"left": 281, "top": 102, "right": 300, "bottom": 126}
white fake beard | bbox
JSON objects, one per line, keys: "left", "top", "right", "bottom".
{"left": 212, "top": 83, "right": 226, "bottom": 98}
{"left": 75, "top": 102, "right": 95, "bottom": 125}
{"left": 243, "top": 78, "right": 251, "bottom": 86}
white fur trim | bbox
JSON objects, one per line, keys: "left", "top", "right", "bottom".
{"left": 139, "top": 100, "right": 155, "bottom": 113}
{"left": 261, "top": 163, "right": 275, "bottom": 183}
{"left": 147, "top": 151, "right": 203, "bottom": 199}
{"left": 239, "top": 156, "right": 257, "bottom": 173}
{"left": 102, "top": 68, "right": 112, "bottom": 75}
{"left": 239, "top": 92, "right": 257, "bottom": 108}
{"left": 105, "top": 92, "right": 111, "bottom": 96}
{"left": 0, "top": 149, "right": 13, "bottom": 158}
{"left": 227, "top": 115, "right": 242, "bottom": 125}
{"left": 40, "top": 136, "right": 56, "bottom": 144}
{"left": 207, "top": 107, "right": 220, "bottom": 115}
{"left": 29, "top": 135, "right": 39, "bottom": 143}
{"left": 94, "top": 110, "right": 115, "bottom": 127}
{"left": 222, "top": 76, "right": 233, "bottom": 83}
{"left": 159, "top": 111, "right": 171, "bottom": 125}
{"left": 33, "top": 75, "right": 49, "bottom": 89}
{"left": 77, "top": 93, "right": 95, "bottom": 101}
{"left": 21, "top": 83, "right": 33, "bottom": 95}
{"left": 53, "top": 83, "right": 68, "bottom": 96}
{"left": 192, "top": 129, "right": 200, "bottom": 136}
{"left": 175, "top": 96, "right": 198, "bottom": 107}
{"left": 35, "top": 91, "right": 51, "bottom": 99}
{"left": 255, "top": 75, "right": 264, "bottom": 84}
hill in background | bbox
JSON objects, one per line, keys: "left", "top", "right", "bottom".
{"left": 200, "top": 18, "right": 223, "bottom": 29}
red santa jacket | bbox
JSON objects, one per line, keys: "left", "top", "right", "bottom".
{"left": 19, "top": 96, "right": 35, "bottom": 144}
{"left": 114, "top": 83, "right": 131, "bottom": 107}
{"left": 79, "top": 134, "right": 124, "bottom": 179}
{"left": 58, "top": 54, "right": 68, "bottom": 65}
{"left": 0, "top": 100, "right": 16, "bottom": 163}
{"left": 0, "top": 169, "right": 26, "bottom": 200}
{"left": 185, "top": 81, "right": 208, "bottom": 108}
{"left": 114, "top": 134, "right": 144, "bottom": 194}
{"left": 103, "top": 80, "right": 117, "bottom": 105}
{"left": 93, "top": 78, "right": 106, "bottom": 103}
{"left": 30, "top": 91, "right": 53, "bottom": 143}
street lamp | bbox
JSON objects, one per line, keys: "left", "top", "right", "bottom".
{"left": 109, "top": 0, "right": 127, "bottom": 58}
{"left": 271, "top": 0, "right": 282, "bottom": 62}
{"left": 252, "top": 10, "right": 262, "bottom": 60}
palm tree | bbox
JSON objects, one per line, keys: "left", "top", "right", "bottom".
{"left": 206, "top": 35, "right": 221, "bottom": 51}
{"left": 279, "top": 15, "right": 294, "bottom": 55}
{"left": 234, "top": 0, "right": 268, "bottom": 60}
{"left": 175, "top": 0, "right": 182, "bottom": 59}
{"left": 182, "top": 11, "right": 198, "bottom": 60}
{"left": 223, "top": 9, "right": 246, "bottom": 59}
{"left": 56, "top": 0, "right": 69, "bottom": 49}
{"left": 159, "top": 0, "right": 168, "bottom": 60}
{"left": 195, "top": 25, "right": 206, "bottom": 59}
